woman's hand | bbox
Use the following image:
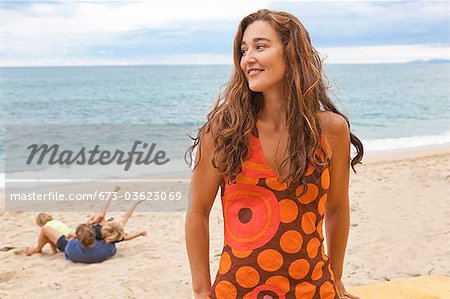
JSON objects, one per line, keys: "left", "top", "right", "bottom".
{"left": 334, "top": 278, "right": 361, "bottom": 299}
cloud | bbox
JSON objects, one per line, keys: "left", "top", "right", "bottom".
{"left": 0, "top": 1, "right": 263, "bottom": 58}
{"left": 270, "top": 1, "right": 449, "bottom": 46}
{"left": 0, "top": 1, "right": 448, "bottom": 66}
{"left": 1, "top": 1, "right": 265, "bottom": 33}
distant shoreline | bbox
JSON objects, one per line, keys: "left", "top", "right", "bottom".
{"left": 1, "top": 60, "right": 450, "bottom": 68}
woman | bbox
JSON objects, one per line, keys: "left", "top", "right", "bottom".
{"left": 185, "top": 9, "right": 363, "bottom": 299}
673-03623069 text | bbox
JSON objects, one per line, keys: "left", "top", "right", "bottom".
{"left": 9, "top": 191, "right": 183, "bottom": 201}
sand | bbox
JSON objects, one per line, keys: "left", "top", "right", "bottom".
{"left": 0, "top": 145, "right": 449, "bottom": 298}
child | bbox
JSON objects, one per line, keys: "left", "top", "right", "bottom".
{"left": 64, "top": 223, "right": 116, "bottom": 264}
{"left": 88, "top": 186, "right": 147, "bottom": 244}
{"left": 25, "top": 213, "right": 74, "bottom": 255}
{"left": 25, "top": 186, "right": 145, "bottom": 257}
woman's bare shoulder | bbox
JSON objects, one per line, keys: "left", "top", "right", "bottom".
{"left": 316, "top": 111, "right": 349, "bottom": 159}
{"left": 317, "top": 111, "right": 347, "bottom": 131}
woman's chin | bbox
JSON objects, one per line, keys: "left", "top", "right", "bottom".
{"left": 248, "top": 83, "right": 265, "bottom": 92}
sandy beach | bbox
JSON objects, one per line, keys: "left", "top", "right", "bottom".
{"left": 1, "top": 145, "right": 449, "bottom": 298}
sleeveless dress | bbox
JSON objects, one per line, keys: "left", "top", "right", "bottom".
{"left": 209, "top": 132, "right": 339, "bottom": 299}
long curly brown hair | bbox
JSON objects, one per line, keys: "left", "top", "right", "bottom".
{"left": 186, "top": 9, "right": 363, "bottom": 185}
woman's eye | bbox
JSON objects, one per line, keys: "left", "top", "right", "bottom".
{"left": 241, "top": 49, "right": 247, "bottom": 55}
{"left": 256, "top": 44, "right": 266, "bottom": 50}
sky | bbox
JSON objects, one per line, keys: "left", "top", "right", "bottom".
{"left": 0, "top": 0, "right": 449, "bottom": 66}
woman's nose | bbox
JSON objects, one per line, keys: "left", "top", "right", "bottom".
{"left": 243, "top": 50, "right": 256, "bottom": 64}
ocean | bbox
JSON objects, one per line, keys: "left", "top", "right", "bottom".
{"left": 1, "top": 64, "right": 449, "bottom": 182}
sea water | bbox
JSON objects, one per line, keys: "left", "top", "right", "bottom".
{"left": 1, "top": 64, "right": 449, "bottom": 182}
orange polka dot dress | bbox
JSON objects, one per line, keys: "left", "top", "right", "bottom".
{"left": 209, "top": 132, "right": 339, "bottom": 299}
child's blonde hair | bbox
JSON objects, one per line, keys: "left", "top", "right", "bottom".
{"left": 76, "top": 224, "right": 96, "bottom": 248}
{"left": 36, "top": 213, "right": 53, "bottom": 227}
{"left": 101, "top": 221, "right": 125, "bottom": 243}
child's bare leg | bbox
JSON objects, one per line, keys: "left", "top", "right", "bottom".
{"left": 49, "top": 242, "right": 58, "bottom": 255}
{"left": 25, "top": 226, "right": 62, "bottom": 256}
{"left": 87, "top": 185, "right": 121, "bottom": 225}
{"left": 120, "top": 199, "right": 142, "bottom": 226}
{"left": 25, "top": 227, "right": 49, "bottom": 255}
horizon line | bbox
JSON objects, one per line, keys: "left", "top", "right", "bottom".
{"left": 2, "top": 59, "right": 449, "bottom": 68}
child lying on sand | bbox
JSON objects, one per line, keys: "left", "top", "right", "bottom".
{"left": 24, "top": 221, "right": 116, "bottom": 263}
{"left": 87, "top": 185, "right": 147, "bottom": 243}
{"left": 25, "top": 186, "right": 146, "bottom": 263}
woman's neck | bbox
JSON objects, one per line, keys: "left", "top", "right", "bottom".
{"left": 260, "top": 86, "right": 286, "bottom": 130}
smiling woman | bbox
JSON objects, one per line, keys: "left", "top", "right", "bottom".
{"left": 185, "top": 9, "right": 363, "bottom": 299}
{"left": 239, "top": 22, "right": 286, "bottom": 95}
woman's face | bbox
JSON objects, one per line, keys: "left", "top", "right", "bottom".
{"left": 240, "top": 20, "right": 286, "bottom": 93}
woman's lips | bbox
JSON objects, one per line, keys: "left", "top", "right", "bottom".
{"left": 248, "top": 69, "right": 264, "bottom": 76}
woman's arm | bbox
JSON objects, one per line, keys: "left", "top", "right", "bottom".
{"left": 185, "top": 131, "right": 222, "bottom": 298}
{"left": 325, "top": 116, "right": 350, "bottom": 281}
{"left": 324, "top": 115, "right": 360, "bottom": 299}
